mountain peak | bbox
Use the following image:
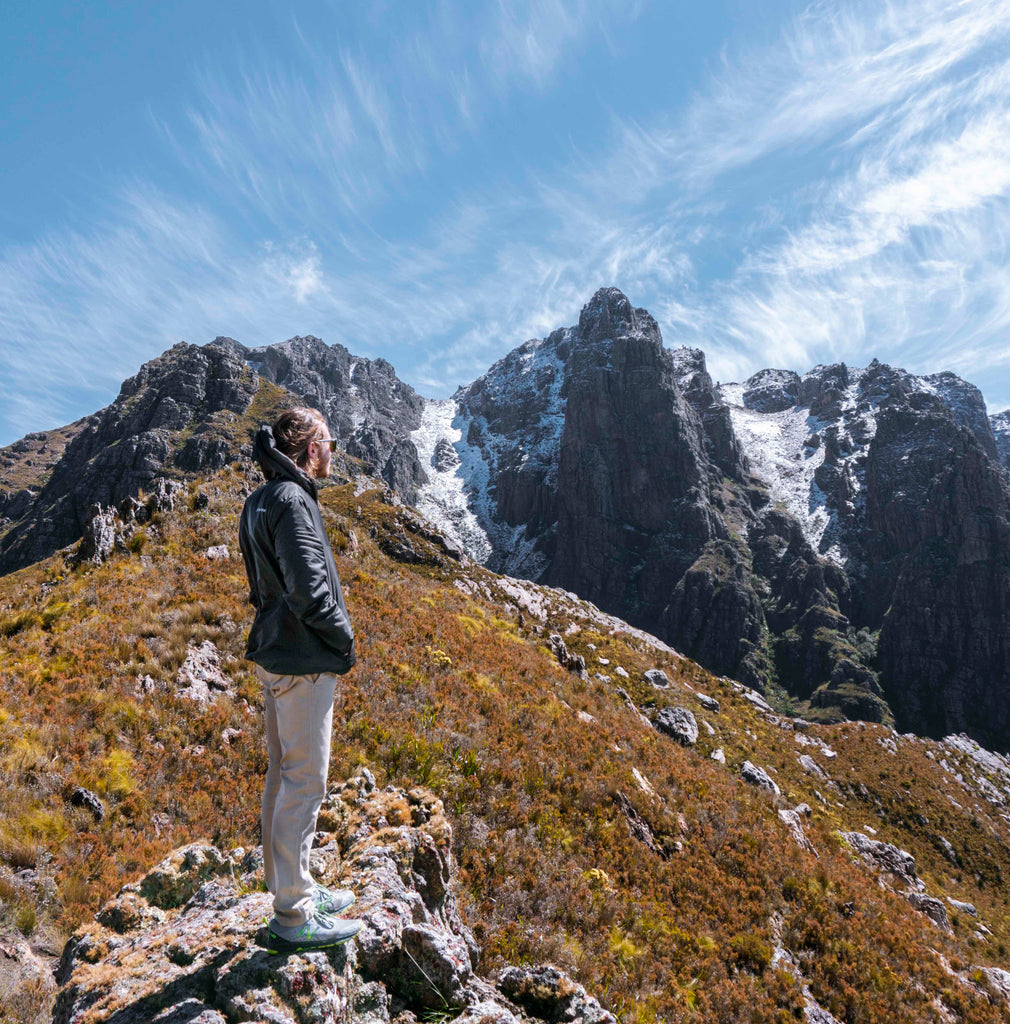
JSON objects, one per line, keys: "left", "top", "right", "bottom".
{"left": 577, "top": 286, "right": 639, "bottom": 341}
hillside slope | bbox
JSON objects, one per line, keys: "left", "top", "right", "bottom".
{"left": 2, "top": 457, "right": 1010, "bottom": 1022}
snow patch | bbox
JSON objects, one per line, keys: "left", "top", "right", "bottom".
{"left": 411, "top": 401, "right": 493, "bottom": 563}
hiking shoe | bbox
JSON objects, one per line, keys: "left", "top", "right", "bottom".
{"left": 266, "top": 912, "right": 363, "bottom": 954}
{"left": 313, "top": 883, "right": 355, "bottom": 915}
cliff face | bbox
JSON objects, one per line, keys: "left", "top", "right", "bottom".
{"left": 865, "top": 397, "right": 1010, "bottom": 750}
{"left": 442, "top": 289, "right": 868, "bottom": 705}
{"left": 547, "top": 290, "right": 724, "bottom": 630}
{"left": 0, "top": 335, "right": 426, "bottom": 576}
{"left": 0, "top": 341, "right": 260, "bottom": 574}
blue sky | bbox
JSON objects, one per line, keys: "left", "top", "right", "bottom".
{"left": 3, "top": 0, "right": 1010, "bottom": 446}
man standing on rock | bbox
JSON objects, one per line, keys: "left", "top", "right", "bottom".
{"left": 239, "top": 407, "right": 362, "bottom": 953}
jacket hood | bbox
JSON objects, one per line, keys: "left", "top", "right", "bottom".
{"left": 253, "top": 425, "right": 318, "bottom": 500}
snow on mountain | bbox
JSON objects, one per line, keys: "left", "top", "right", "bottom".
{"left": 719, "top": 382, "right": 837, "bottom": 556}
{"left": 419, "top": 331, "right": 571, "bottom": 579}
{"left": 718, "top": 362, "right": 999, "bottom": 567}
{"left": 409, "top": 400, "right": 493, "bottom": 564}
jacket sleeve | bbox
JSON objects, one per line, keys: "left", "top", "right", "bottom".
{"left": 238, "top": 505, "right": 261, "bottom": 609}
{"left": 270, "top": 491, "right": 354, "bottom": 655}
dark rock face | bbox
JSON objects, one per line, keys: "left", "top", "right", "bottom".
{"left": 865, "top": 396, "right": 1010, "bottom": 749}
{"left": 0, "top": 342, "right": 258, "bottom": 574}
{"left": 672, "top": 347, "right": 749, "bottom": 479}
{"left": 245, "top": 335, "right": 427, "bottom": 501}
{"left": 452, "top": 288, "right": 871, "bottom": 704}
{"left": 743, "top": 369, "right": 801, "bottom": 413}
{"left": 718, "top": 358, "right": 1010, "bottom": 743}
{"left": 548, "top": 291, "right": 727, "bottom": 634}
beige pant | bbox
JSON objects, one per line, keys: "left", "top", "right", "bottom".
{"left": 256, "top": 666, "right": 337, "bottom": 927}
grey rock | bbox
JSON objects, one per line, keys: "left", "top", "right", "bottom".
{"left": 643, "top": 668, "right": 670, "bottom": 688}
{"left": 778, "top": 808, "right": 817, "bottom": 857}
{"left": 799, "top": 754, "right": 827, "bottom": 780}
{"left": 74, "top": 504, "right": 118, "bottom": 564}
{"left": 695, "top": 692, "right": 720, "bottom": 712}
{"left": 204, "top": 544, "right": 230, "bottom": 560}
{"left": 740, "top": 761, "right": 780, "bottom": 796}
{"left": 904, "top": 891, "right": 952, "bottom": 932}
{"left": 938, "top": 836, "right": 959, "bottom": 864}
{"left": 840, "top": 832, "right": 922, "bottom": 891}
{"left": 433, "top": 438, "right": 460, "bottom": 471}
{"left": 498, "top": 964, "right": 617, "bottom": 1024}
{"left": 655, "top": 707, "right": 699, "bottom": 747}
{"left": 548, "top": 634, "right": 588, "bottom": 679}
{"left": 249, "top": 335, "right": 427, "bottom": 502}
{"left": 176, "top": 641, "right": 234, "bottom": 703}
{"left": 974, "top": 967, "right": 1010, "bottom": 1005}
{"left": 947, "top": 897, "right": 977, "bottom": 916}
{"left": 742, "top": 368, "right": 801, "bottom": 413}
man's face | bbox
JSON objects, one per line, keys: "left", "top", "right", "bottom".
{"left": 309, "top": 427, "right": 332, "bottom": 479}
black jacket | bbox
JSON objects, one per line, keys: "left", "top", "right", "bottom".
{"left": 239, "top": 426, "right": 356, "bottom": 675}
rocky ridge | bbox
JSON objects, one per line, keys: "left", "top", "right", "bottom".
{"left": 420, "top": 289, "right": 882, "bottom": 725}
{"left": 54, "top": 770, "right": 614, "bottom": 1024}
{"left": 414, "top": 290, "right": 1010, "bottom": 747}
{"left": 5, "top": 288, "right": 1010, "bottom": 748}
{"left": 0, "top": 336, "right": 426, "bottom": 576}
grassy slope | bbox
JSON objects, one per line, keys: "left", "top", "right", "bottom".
{"left": 0, "top": 465, "right": 1009, "bottom": 1022}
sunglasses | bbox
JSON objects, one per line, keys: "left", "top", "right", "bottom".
{"left": 312, "top": 437, "right": 339, "bottom": 453}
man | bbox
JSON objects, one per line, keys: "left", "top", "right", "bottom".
{"left": 239, "top": 407, "right": 362, "bottom": 953}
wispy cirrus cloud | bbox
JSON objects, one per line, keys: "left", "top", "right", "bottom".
{"left": 6, "top": 0, "right": 1010, "bottom": 446}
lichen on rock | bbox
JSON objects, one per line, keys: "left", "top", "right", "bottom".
{"left": 53, "top": 771, "right": 610, "bottom": 1024}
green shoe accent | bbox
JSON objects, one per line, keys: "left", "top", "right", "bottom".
{"left": 266, "top": 912, "right": 363, "bottom": 954}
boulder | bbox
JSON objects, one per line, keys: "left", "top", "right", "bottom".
{"left": 740, "top": 761, "right": 780, "bottom": 796}
{"left": 655, "top": 707, "right": 699, "bottom": 747}
{"left": 904, "top": 892, "right": 952, "bottom": 932}
{"left": 69, "top": 787, "right": 104, "bottom": 822}
{"left": 498, "top": 964, "right": 617, "bottom": 1023}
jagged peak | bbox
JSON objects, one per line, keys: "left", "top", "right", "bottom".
{"left": 203, "top": 336, "right": 247, "bottom": 360}
{"left": 577, "top": 286, "right": 649, "bottom": 342}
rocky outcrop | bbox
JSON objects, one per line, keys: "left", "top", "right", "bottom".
{"left": 654, "top": 706, "right": 698, "bottom": 746}
{"left": 53, "top": 771, "right": 613, "bottom": 1024}
{"left": 175, "top": 641, "right": 234, "bottom": 703}
{"left": 243, "top": 335, "right": 427, "bottom": 502}
{"left": 0, "top": 343, "right": 258, "bottom": 574}
{"left": 547, "top": 291, "right": 727, "bottom": 631}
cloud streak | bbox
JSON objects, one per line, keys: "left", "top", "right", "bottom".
{"left": 6, "top": 0, "right": 1010, "bottom": 444}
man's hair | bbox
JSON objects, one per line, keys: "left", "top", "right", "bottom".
{"left": 273, "top": 407, "right": 328, "bottom": 469}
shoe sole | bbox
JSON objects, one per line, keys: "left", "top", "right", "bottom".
{"left": 265, "top": 921, "right": 363, "bottom": 955}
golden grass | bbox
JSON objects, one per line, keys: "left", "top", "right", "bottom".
{"left": 0, "top": 463, "right": 1007, "bottom": 1022}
